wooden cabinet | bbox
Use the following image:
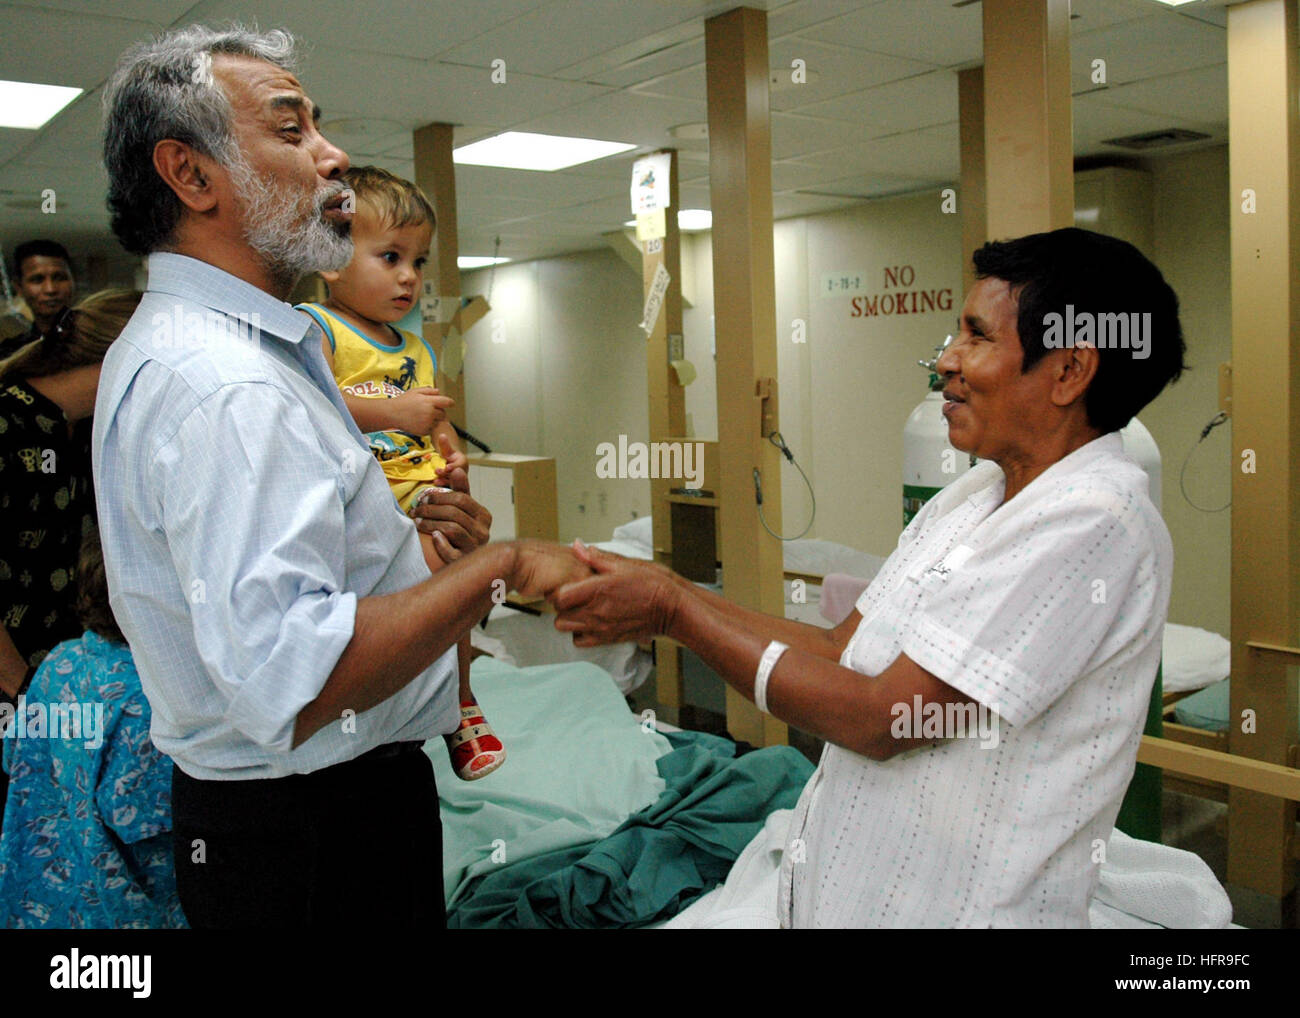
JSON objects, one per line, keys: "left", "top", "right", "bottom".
{"left": 467, "top": 454, "right": 558, "bottom": 542}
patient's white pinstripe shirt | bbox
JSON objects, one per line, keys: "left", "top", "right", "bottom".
{"left": 778, "top": 433, "right": 1172, "bottom": 928}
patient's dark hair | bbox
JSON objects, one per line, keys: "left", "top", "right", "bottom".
{"left": 972, "top": 227, "right": 1186, "bottom": 434}
{"left": 76, "top": 526, "right": 125, "bottom": 645}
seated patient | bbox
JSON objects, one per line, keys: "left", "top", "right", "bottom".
{"left": 0, "top": 527, "right": 186, "bottom": 928}
{"left": 297, "top": 165, "right": 505, "bottom": 781}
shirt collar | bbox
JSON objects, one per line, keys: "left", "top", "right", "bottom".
{"left": 144, "top": 252, "right": 314, "bottom": 346}
{"left": 1025, "top": 431, "right": 1124, "bottom": 490}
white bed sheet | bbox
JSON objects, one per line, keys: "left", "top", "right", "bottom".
{"left": 658, "top": 810, "right": 1234, "bottom": 930}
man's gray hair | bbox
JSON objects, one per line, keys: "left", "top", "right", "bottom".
{"left": 102, "top": 24, "right": 299, "bottom": 255}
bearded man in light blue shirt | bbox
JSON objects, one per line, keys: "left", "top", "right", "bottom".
{"left": 93, "top": 24, "right": 586, "bottom": 929}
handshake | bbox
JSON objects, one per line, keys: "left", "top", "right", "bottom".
{"left": 508, "top": 539, "right": 682, "bottom": 646}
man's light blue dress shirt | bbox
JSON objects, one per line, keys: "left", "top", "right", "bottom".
{"left": 92, "top": 253, "right": 459, "bottom": 780}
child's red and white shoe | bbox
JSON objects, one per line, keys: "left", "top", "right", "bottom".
{"left": 445, "top": 699, "right": 506, "bottom": 780}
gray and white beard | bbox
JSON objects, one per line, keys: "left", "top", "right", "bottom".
{"left": 229, "top": 155, "right": 352, "bottom": 292}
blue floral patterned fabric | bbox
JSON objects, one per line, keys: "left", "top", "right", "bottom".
{"left": 0, "top": 631, "right": 186, "bottom": 928}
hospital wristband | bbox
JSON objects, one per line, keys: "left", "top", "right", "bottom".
{"left": 754, "top": 641, "right": 788, "bottom": 714}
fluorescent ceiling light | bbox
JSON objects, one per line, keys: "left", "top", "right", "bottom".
{"left": 0, "top": 79, "right": 83, "bottom": 129}
{"left": 453, "top": 131, "right": 635, "bottom": 171}
{"left": 622, "top": 209, "right": 713, "bottom": 232}
{"left": 459, "top": 256, "right": 511, "bottom": 269}
{"left": 1150, "top": 0, "right": 1198, "bottom": 5}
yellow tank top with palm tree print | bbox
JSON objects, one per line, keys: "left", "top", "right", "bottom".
{"left": 296, "top": 302, "right": 446, "bottom": 487}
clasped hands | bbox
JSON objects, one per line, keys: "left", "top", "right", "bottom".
{"left": 512, "top": 540, "right": 681, "bottom": 646}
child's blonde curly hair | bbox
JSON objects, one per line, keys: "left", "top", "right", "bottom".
{"left": 344, "top": 165, "right": 436, "bottom": 233}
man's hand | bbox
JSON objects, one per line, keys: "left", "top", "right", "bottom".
{"left": 389, "top": 386, "right": 453, "bottom": 438}
{"left": 550, "top": 541, "right": 681, "bottom": 646}
{"left": 409, "top": 452, "right": 491, "bottom": 562}
{"left": 511, "top": 541, "right": 595, "bottom": 600}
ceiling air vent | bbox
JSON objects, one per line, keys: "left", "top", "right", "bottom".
{"left": 1102, "top": 128, "right": 1211, "bottom": 150}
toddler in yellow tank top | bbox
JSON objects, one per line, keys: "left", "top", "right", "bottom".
{"left": 297, "top": 166, "right": 505, "bottom": 781}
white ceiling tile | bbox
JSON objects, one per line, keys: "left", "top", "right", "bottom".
{"left": 771, "top": 111, "right": 881, "bottom": 159}
{"left": 1091, "top": 63, "right": 1226, "bottom": 125}
{"left": 795, "top": 0, "right": 982, "bottom": 67}
{"left": 1067, "top": 0, "right": 1155, "bottom": 34}
{"left": 0, "top": 128, "right": 36, "bottom": 166}
{"left": 286, "top": 45, "right": 614, "bottom": 130}
{"left": 630, "top": 60, "right": 706, "bottom": 102}
{"left": 0, "top": 5, "right": 159, "bottom": 86}
{"left": 9, "top": 0, "right": 198, "bottom": 21}
{"left": 795, "top": 68, "right": 957, "bottom": 135}
{"left": 771, "top": 192, "right": 864, "bottom": 219}
{"left": 678, "top": 181, "right": 712, "bottom": 208}
{"left": 434, "top": 0, "right": 722, "bottom": 77}
{"left": 11, "top": 95, "right": 108, "bottom": 169}
{"left": 187, "top": 0, "right": 550, "bottom": 62}
{"left": 563, "top": 39, "right": 704, "bottom": 90}
{"left": 767, "top": 0, "right": 880, "bottom": 40}
{"left": 771, "top": 158, "right": 862, "bottom": 192}
{"left": 795, "top": 172, "right": 945, "bottom": 201}
{"left": 769, "top": 37, "right": 933, "bottom": 112}
{"left": 1069, "top": 12, "right": 1225, "bottom": 90}
{"left": 789, "top": 121, "right": 959, "bottom": 180}
{"left": 455, "top": 165, "right": 626, "bottom": 205}
{"left": 510, "top": 89, "right": 706, "bottom": 153}
{"left": 1072, "top": 91, "right": 1223, "bottom": 153}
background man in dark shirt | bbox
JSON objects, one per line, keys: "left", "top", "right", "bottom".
{"left": 0, "top": 240, "right": 77, "bottom": 360}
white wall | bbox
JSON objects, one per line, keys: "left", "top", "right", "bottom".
{"left": 1147, "top": 146, "right": 1232, "bottom": 636}
{"left": 463, "top": 249, "right": 649, "bottom": 542}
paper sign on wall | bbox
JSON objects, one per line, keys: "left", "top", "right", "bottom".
{"left": 636, "top": 209, "right": 666, "bottom": 242}
{"left": 441, "top": 328, "right": 467, "bottom": 378}
{"left": 421, "top": 296, "right": 460, "bottom": 324}
{"left": 631, "top": 152, "right": 672, "bottom": 215}
{"left": 421, "top": 281, "right": 460, "bottom": 324}
{"left": 639, "top": 263, "right": 671, "bottom": 336}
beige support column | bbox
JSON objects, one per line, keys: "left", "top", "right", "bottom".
{"left": 705, "top": 7, "right": 787, "bottom": 747}
{"left": 414, "top": 123, "right": 466, "bottom": 430}
{"left": 982, "top": 0, "right": 1073, "bottom": 238}
{"left": 1226, "top": 0, "right": 1300, "bottom": 923}
{"left": 643, "top": 151, "right": 688, "bottom": 717}
{"left": 958, "top": 66, "right": 986, "bottom": 295}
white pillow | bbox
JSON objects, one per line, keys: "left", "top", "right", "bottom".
{"left": 1161, "top": 623, "right": 1231, "bottom": 694}
{"left": 782, "top": 538, "right": 885, "bottom": 581}
{"left": 610, "top": 515, "right": 654, "bottom": 552}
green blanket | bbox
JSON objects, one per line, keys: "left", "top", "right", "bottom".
{"left": 448, "top": 730, "right": 814, "bottom": 929}
{"left": 434, "top": 656, "right": 672, "bottom": 904}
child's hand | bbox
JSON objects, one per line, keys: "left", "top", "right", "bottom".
{"left": 389, "top": 387, "right": 454, "bottom": 438}
{"left": 434, "top": 431, "right": 470, "bottom": 487}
